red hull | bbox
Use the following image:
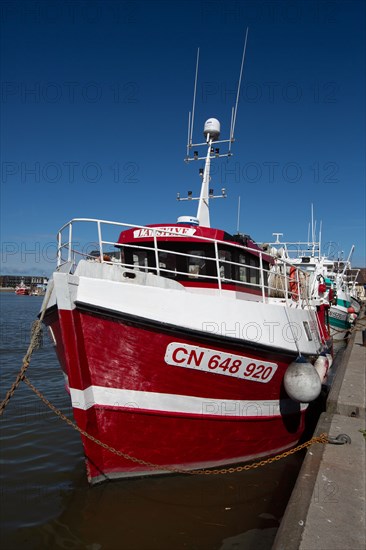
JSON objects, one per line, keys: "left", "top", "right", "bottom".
{"left": 15, "top": 288, "right": 29, "bottom": 295}
{"left": 46, "top": 306, "right": 306, "bottom": 483}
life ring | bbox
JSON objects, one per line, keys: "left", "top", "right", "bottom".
{"left": 289, "top": 266, "right": 299, "bottom": 301}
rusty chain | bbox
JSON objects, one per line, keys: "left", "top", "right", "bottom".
{"left": 0, "top": 282, "right": 54, "bottom": 416}
{"left": 23, "top": 374, "right": 328, "bottom": 475}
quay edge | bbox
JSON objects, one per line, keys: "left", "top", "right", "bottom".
{"left": 272, "top": 316, "right": 366, "bottom": 550}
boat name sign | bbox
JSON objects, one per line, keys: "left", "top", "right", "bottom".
{"left": 165, "top": 342, "right": 278, "bottom": 383}
{"left": 133, "top": 227, "right": 197, "bottom": 238}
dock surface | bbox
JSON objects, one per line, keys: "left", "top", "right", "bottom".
{"left": 273, "top": 320, "right": 366, "bottom": 550}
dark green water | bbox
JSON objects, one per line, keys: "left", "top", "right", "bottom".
{"left": 0, "top": 293, "right": 343, "bottom": 550}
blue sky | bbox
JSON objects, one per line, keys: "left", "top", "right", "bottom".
{"left": 1, "top": 0, "right": 365, "bottom": 275}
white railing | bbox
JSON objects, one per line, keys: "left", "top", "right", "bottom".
{"left": 56, "top": 218, "right": 312, "bottom": 307}
{"left": 264, "top": 240, "right": 322, "bottom": 260}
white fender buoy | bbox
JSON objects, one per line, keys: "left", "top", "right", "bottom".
{"left": 284, "top": 356, "right": 322, "bottom": 403}
{"left": 348, "top": 313, "right": 357, "bottom": 324}
{"left": 314, "top": 353, "right": 329, "bottom": 383}
{"left": 325, "top": 353, "right": 333, "bottom": 368}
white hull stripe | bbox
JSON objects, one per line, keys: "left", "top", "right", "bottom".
{"left": 69, "top": 386, "right": 307, "bottom": 417}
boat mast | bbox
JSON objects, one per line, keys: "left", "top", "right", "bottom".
{"left": 341, "top": 244, "right": 355, "bottom": 276}
{"left": 180, "top": 29, "right": 249, "bottom": 228}
{"left": 197, "top": 136, "right": 214, "bottom": 227}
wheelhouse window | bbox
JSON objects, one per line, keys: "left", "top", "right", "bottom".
{"left": 158, "top": 250, "right": 177, "bottom": 278}
{"left": 123, "top": 245, "right": 156, "bottom": 273}
{"left": 121, "top": 242, "right": 216, "bottom": 280}
{"left": 120, "top": 240, "right": 269, "bottom": 291}
{"left": 157, "top": 243, "right": 216, "bottom": 281}
{"left": 237, "top": 253, "right": 248, "bottom": 283}
{"left": 133, "top": 250, "right": 150, "bottom": 272}
{"left": 187, "top": 249, "right": 210, "bottom": 278}
{"left": 248, "top": 255, "right": 260, "bottom": 285}
{"left": 218, "top": 248, "right": 233, "bottom": 280}
{"left": 236, "top": 252, "right": 262, "bottom": 287}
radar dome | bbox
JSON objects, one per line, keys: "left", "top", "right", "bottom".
{"left": 177, "top": 216, "right": 199, "bottom": 225}
{"left": 203, "top": 118, "right": 220, "bottom": 141}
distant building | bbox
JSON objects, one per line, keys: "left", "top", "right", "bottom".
{"left": 0, "top": 275, "right": 49, "bottom": 288}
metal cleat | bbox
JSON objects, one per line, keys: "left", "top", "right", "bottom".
{"left": 327, "top": 433, "right": 352, "bottom": 445}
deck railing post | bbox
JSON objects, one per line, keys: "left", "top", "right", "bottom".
{"left": 68, "top": 222, "right": 73, "bottom": 263}
{"left": 214, "top": 240, "right": 222, "bottom": 292}
{"left": 259, "top": 252, "right": 265, "bottom": 302}
{"left": 153, "top": 230, "right": 160, "bottom": 276}
{"left": 97, "top": 221, "right": 103, "bottom": 260}
{"left": 57, "top": 231, "right": 61, "bottom": 267}
{"left": 284, "top": 262, "right": 289, "bottom": 305}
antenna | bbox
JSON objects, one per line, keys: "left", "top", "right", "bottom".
{"left": 319, "top": 220, "right": 322, "bottom": 258}
{"left": 181, "top": 31, "right": 249, "bottom": 227}
{"left": 236, "top": 196, "right": 241, "bottom": 233}
{"left": 230, "top": 27, "right": 249, "bottom": 148}
{"left": 186, "top": 111, "right": 191, "bottom": 158}
{"left": 185, "top": 28, "right": 249, "bottom": 160}
{"left": 187, "top": 48, "right": 200, "bottom": 154}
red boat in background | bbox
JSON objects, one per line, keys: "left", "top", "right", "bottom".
{"left": 15, "top": 280, "right": 30, "bottom": 295}
{"left": 40, "top": 35, "right": 332, "bottom": 484}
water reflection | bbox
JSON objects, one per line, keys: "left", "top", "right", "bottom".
{"left": 15, "top": 453, "right": 303, "bottom": 550}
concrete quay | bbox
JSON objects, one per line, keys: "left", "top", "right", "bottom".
{"left": 273, "top": 320, "right": 366, "bottom": 550}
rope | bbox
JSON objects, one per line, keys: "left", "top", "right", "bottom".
{"left": 0, "top": 281, "right": 54, "bottom": 416}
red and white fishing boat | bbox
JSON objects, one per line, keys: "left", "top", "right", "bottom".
{"left": 15, "top": 280, "right": 30, "bottom": 295}
{"left": 41, "top": 38, "right": 332, "bottom": 484}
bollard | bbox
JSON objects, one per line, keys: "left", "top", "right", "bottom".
{"left": 363, "top": 329, "right": 366, "bottom": 347}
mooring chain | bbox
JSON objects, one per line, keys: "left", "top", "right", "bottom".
{"left": 22, "top": 375, "right": 328, "bottom": 475}
{"left": 0, "top": 282, "right": 54, "bottom": 416}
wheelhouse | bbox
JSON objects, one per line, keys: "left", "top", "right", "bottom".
{"left": 117, "top": 223, "right": 273, "bottom": 294}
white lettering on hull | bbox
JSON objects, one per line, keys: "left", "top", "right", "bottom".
{"left": 164, "top": 342, "right": 278, "bottom": 383}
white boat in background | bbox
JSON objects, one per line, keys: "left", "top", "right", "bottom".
{"left": 327, "top": 246, "right": 358, "bottom": 340}
{"left": 347, "top": 268, "right": 361, "bottom": 314}
{"left": 264, "top": 213, "right": 359, "bottom": 342}
{"left": 261, "top": 231, "right": 333, "bottom": 347}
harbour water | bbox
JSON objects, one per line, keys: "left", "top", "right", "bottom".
{"left": 0, "top": 293, "right": 344, "bottom": 550}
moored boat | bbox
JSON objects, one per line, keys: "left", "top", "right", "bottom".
{"left": 15, "top": 280, "right": 30, "bottom": 295}
{"left": 327, "top": 247, "right": 358, "bottom": 340}
{"left": 40, "top": 41, "right": 332, "bottom": 484}
{"left": 264, "top": 211, "right": 359, "bottom": 342}
{"left": 347, "top": 268, "right": 361, "bottom": 314}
